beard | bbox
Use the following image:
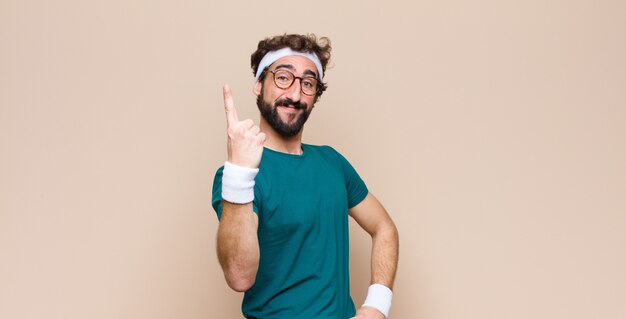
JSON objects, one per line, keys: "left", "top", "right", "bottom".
{"left": 256, "top": 90, "right": 312, "bottom": 138}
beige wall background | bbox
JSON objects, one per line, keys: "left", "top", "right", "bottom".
{"left": 1, "top": 0, "right": 625, "bottom": 318}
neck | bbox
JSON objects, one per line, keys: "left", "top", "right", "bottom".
{"left": 259, "top": 117, "right": 304, "bottom": 155}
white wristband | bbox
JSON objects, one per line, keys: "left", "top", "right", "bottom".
{"left": 221, "top": 161, "right": 258, "bottom": 204}
{"left": 362, "top": 283, "right": 393, "bottom": 318}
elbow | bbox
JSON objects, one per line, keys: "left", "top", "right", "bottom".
{"left": 224, "top": 272, "right": 256, "bottom": 292}
{"left": 374, "top": 220, "right": 399, "bottom": 244}
{"left": 377, "top": 222, "right": 400, "bottom": 260}
{"left": 217, "top": 249, "right": 259, "bottom": 292}
{"left": 390, "top": 222, "right": 399, "bottom": 239}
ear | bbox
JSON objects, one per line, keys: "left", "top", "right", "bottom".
{"left": 253, "top": 80, "right": 262, "bottom": 96}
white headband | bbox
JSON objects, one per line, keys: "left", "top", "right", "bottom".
{"left": 255, "top": 47, "right": 324, "bottom": 80}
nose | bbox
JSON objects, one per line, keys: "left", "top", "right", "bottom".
{"left": 284, "top": 78, "right": 302, "bottom": 102}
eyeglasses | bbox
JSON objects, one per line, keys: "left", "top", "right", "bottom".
{"left": 269, "top": 69, "right": 319, "bottom": 96}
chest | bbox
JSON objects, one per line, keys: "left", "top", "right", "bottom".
{"left": 256, "top": 158, "right": 348, "bottom": 232}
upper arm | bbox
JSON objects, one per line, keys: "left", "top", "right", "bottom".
{"left": 349, "top": 192, "right": 396, "bottom": 237}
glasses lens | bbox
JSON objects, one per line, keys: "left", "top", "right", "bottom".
{"left": 273, "top": 70, "right": 294, "bottom": 89}
{"left": 300, "top": 77, "right": 317, "bottom": 95}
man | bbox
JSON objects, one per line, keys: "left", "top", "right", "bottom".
{"left": 212, "top": 34, "right": 399, "bottom": 319}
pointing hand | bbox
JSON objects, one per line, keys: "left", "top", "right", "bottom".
{"left": 223, "top": 85, "right": 265, "bottom": 168}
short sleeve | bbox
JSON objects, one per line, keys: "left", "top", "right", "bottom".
{"left": 212, "top": 166, "right": 261, "bottom": 220}
{"left": 328, "top": 147, "right": 369, "bottom": 208}
{"left": 211, "top": 166, "right": 225, "bottom": 219}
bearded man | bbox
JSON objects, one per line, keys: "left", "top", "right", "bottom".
{"left": 212, "top": 34, "right": 399, "bottom": 319}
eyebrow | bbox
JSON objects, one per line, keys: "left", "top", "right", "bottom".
{"left": 274, "top": 64, "right": 318, "bottom": 78}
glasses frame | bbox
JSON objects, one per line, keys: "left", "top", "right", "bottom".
{"left": 269, "top": 69, "right": 320, "bottom": 96}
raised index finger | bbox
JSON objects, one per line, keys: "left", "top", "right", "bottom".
{"left": 223, "top": 84, "right": 239, "bottom": 127}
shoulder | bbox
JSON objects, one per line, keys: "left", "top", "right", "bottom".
{"left": 303, "top": 143, "right": 342, "bottom": 157}
{"left": 212, "top": 165, "right": 225, "bottom": 181}
{"left": 303, "top": 144, "right": 356, "bottom": 171}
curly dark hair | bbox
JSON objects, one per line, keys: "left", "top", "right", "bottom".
{"left": 251, "top": 34, "right": 332, "bottom": 97}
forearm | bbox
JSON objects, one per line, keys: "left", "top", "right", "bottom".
{"left": 217, "top": 200, "right": 259, "bottom": 292}
{"left": 370, "top": 222, "right": 399, "bottom": 289}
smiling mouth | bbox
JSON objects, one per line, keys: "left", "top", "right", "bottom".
{"left": 278, "top": 104, "right": 303, "bottom": 110}
{"left": 275, "top": 99, "right": 305, "bottom": 110}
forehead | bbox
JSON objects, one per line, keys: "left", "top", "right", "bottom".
{"left": 271, "top": 55, "right": 318, "bottom": 76}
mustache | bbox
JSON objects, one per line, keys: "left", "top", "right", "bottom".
{"left": 274, "top": 98, "right": 306, "bottom": 110}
